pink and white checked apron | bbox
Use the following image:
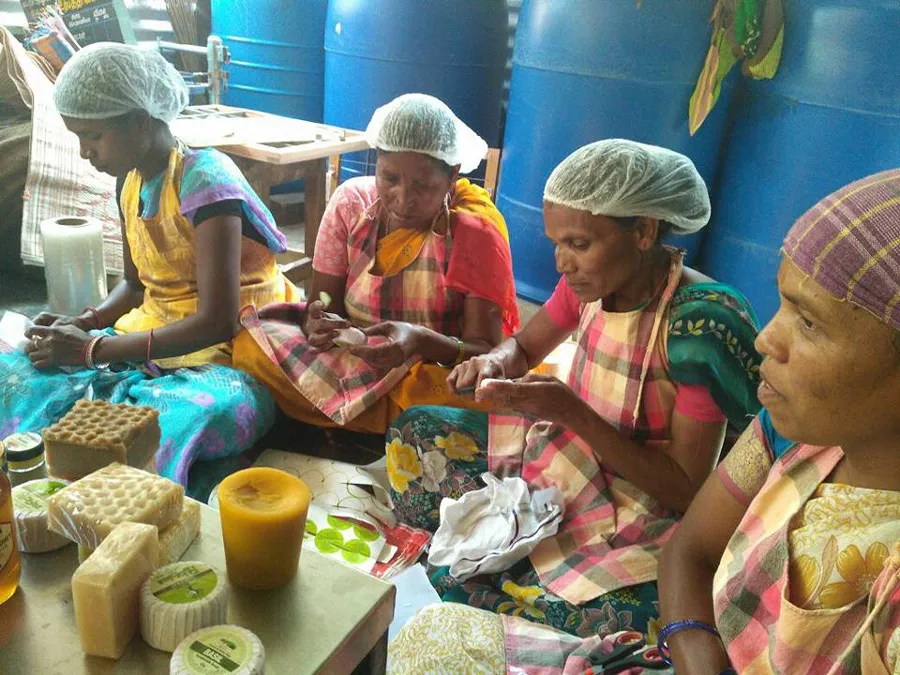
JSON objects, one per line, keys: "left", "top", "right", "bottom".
{"left": 489, "top": 250, "right": 684, "bottom": 605}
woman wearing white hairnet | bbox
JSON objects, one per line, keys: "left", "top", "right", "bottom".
{"left": 232, "top": 93, "right": 519, "bottom": 434}
{"left": 2, "top": 43, "right": 297, "bottom": 500}
{"left": 386, "top": 140, "right": 763, "bottom": 673}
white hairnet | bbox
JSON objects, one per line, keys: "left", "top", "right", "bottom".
{"left": 54, "top": 43, "right": 188, "bottom": 124}
{"left": 365, "top": 93, "right": 488, "bottom": 174}
{"left": 543, "top": 139, "right": 711, "bottom": 235}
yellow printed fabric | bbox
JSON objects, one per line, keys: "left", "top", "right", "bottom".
{"left": 387, "top": 604, "right": 505, "bottom": 675}
{"left": 115, "top": 147, "right": 298, "bottom": 368}
{"left": 789, "top": 483, "right": 900, "bottom": 610}
{"left": 713, "top": 437, "right": 900, "bottom": 674}
{"left": 371, "top": 226, "right": 429, "bottom": 277}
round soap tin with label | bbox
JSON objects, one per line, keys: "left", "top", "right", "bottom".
{"left": 170, "top": 624, "right": 264, "bottom": 675}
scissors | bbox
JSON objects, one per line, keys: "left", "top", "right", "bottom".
{"left": 586, "top": 631, "right": 668, "bottom": 673}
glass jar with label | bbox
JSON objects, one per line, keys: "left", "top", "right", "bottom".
{"left": 3, "top": 433, "right": 47, "bottom": 487}
{"left": 0, "top": 449, "right": 21, "bottom": 605}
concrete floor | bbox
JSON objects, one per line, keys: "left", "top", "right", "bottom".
{"left": 0, "top": 266, "right": 48, "bottom": 318}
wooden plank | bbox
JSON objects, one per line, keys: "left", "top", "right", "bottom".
{"left": 303, "top": 158, "right": 327, "bottom": 257}
{"left": 276, "top": 251, "right": 313, "bottom": 284}
{"left": 327, "top": 154, "right": 342, "bottom": 200}
{"left": 484, "top": 148, "right": 501, "bottom": 198}
{"left": 221, "top": 133, "right": 369, "bottom": 165}
{"left": 174, "top": 104, "right": 369, "bottom": 165}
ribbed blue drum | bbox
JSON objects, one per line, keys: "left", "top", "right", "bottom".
{"left": 498, "top": 0, "right": 731, "bottom": 302}
{"left": 212, "top": 0, "right": 327, "bottom": 120}
{"left": 324, "top": 0, "right": 508, "bottom": 180}
{"left": 701, "top": 0, "right": 900, "bottom": 324}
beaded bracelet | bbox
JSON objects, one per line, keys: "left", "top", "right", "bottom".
{"left": 657, "top": 619, "right": 721, "bottom": 666}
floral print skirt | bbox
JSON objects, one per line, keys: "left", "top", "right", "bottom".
{"left": 387, "top": 405, "right": 661, "bottom": 640}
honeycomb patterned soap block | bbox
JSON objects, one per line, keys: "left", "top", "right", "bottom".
{"left": 79, "top": 497, "right": 201, "bottom": 566}
{"left": 48, "top": 462, "right": 183, "bottom": 549}
{"left": 43, "top": 400, "right": 160, "bottom": 481}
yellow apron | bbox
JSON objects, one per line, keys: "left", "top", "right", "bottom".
{"left": 115, "top": 146, "right": 298, "bottom": 368}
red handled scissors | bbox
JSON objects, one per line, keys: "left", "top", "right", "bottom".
{"left": 586, "top": 630, "right": 668, "bottom": 673}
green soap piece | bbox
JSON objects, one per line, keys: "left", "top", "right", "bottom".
{"left": 341, "top": 539, "right": 371, "bottom": 564}
{"left": 314, "top": 528, "right": 343, "bottom": 554}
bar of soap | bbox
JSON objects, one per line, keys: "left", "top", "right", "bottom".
{"left": 72, "top": 521, "right": 160, "bottom": 659}
{"left": 334, "top": 327, "right": 366, "bottom": 347}
{"left": 12, "top": 478, "right": 71, "bottom": 553}
{"left": 43, "top": 400, "right": 160, "bottom": 481}
{"left": 79, "top": 497, "right": 201, "bottom": 565}
{"left": 159, "top": 498, "right": 201, "bottom": 565}
{"left": 143, "top": 456, "right": 158, "bottom": 474}
{"left": 141, "top": 562, "right": 229, "bottom": 652}
{"left": 170, "top": 625, "right": 265, "bottom": 675}
{"left": 48, "top": 462, "right": 183, "bottom": 549}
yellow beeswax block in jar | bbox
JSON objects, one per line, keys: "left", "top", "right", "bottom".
{"left": 72, "top": 521, "right": 159, "bottom": 659}
{"left": 217, "top": 467, "right": 310, "bottom": 590}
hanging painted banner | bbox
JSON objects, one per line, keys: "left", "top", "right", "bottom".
{"left": 19, "top": 0, "right": 136, "bottom": 46}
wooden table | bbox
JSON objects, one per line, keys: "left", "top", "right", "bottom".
{"left": 172, "top": 105, "right": 371, "bottom": 283}
{"left": 0, "top": 502, "right": 396, "bottom": 674}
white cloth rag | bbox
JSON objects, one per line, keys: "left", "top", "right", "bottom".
{"left": 427, "top": 473, "right": 565, "bottom": 581}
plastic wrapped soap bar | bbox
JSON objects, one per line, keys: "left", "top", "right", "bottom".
{"left": 48, "top": 462, "right": 183, "bottom": 549}
{"left": 12, "top": 478, "right": 71, "bottom": 553}
{"left": 141, "top": 561, "right": 229, "bottom": 651}
{"left": 334, "top": 327, "right": 366, "bottom": 347}
{"left": 170, "top": 625, "right": 264, "bottom": 675}
{"left": 79, "top": 497, "right": 201, "bottom": 565}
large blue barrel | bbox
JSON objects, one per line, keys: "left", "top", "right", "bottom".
{"left": 701, "top": 0, "right": 900, "bottom": 325}
{"left": 499, "top": 0, "right": 732, "bottom": 303}
{"left": 324, "top": 0, "right": 508, "bottom": 180}
{"left": 212, "top": 0, "right": 327, "bottom": 121}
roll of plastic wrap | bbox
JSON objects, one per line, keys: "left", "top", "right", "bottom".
{"left": 40, "top": 217, "right": 107, "bottom": 315}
